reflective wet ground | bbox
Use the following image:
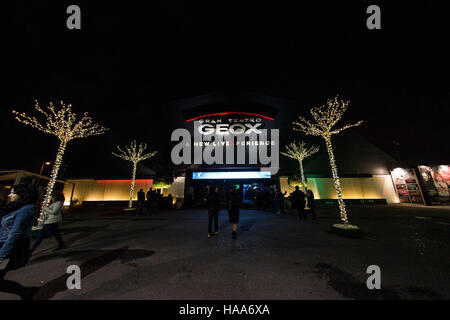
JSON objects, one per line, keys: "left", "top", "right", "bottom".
{"left": 1, "top": 204, "right": 449, "bottom": 299}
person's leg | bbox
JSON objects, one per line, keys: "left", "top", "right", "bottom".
{"left": 297, "top": 208, "right": 301, "bottom": 219}
{"left": 208, "top": 211, "right": 213, "bottom": 236}
{"left": 29, "top": 224, "right": 49, "bottom": 255}
{"left": 214, "top": 211, "right": 219, "bottom": 233}
{"left": 49, "top": 223, "right": 65, "bottom": 248}
{"left": 232, "top": 223, "right": 237, "bottom": 239}
{"left": 302, "top": 209, "right": 307, "bottom": 220}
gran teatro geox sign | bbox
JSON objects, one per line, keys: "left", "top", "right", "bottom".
{"left": 171, "top": 114, "right": 279, "bottom": 174}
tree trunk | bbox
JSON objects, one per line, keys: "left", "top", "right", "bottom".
{"left": 299, "top": 160, "right": 309, "bottom": 209}
{"left": 129, "top": 162, "right": 137, "bottom": 208}
{"left": 324, "top": 136, "right": 348, "bottom": 224}
{"left": 37, "top": 140, "right": 67, "bottom": 229}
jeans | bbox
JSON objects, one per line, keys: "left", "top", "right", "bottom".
{"left": 208, "top": 210, "right": 219, "bottom": 233}
{"left": 30, "top": 223, "right": 65, "bottom": 254}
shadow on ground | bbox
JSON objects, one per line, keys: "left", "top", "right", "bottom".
{"left": 30, "top": 247, "right": 155, "bottom": 300}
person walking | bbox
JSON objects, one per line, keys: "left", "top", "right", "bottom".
{"left": 136, "top": 189, "right": 145, "bottom": 215}
{"left": 306, "top": 189, "right": 316, "bottom": 220}
{"left": 279, "top": 191, "right": 287, "bottom": 214}
{"left": 206, "top": 186, "right": 221, "bottom": 238}
{"left": 293, "top": 186, "right": 307, "bottom": 220}
{"left": 0, "top": 183, "right": 39, "bottom": 299}
{"left": 227, "top": 186, "right": 241, "bottom": 240}
{"left": 146, "top": 188, "right": 153, "bottom": 212}
{"left": 29, "top": 191, "right": 66, "bottom": 254}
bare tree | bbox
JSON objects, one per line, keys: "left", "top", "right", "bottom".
{"left": 293, "top": 96, "right": 362, "bottom": 225}
{"left": 112, "top": 141, "right": 157, "bottom": 208}
{"left": 281, "top": 141, "right": 319, "bottom": 209}
{"left": 13, "top": 100, "right": 108, "bottom": 229}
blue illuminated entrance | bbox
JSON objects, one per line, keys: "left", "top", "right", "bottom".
{"left": 192, "top": 171, "right": 271, "bottom": 179}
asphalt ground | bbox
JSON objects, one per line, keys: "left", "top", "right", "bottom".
{"left": 0, "top": 204, "right": 449, "bottom": 300}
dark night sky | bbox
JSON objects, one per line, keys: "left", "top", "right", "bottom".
{"left": 1, "top": 1, "right": 449, "bottom": 178}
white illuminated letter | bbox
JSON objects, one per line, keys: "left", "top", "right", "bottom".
{"left": 198, "top": 124, "right": 215, "bottom": 135}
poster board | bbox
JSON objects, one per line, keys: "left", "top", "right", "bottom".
{"left": 417, "top": 165, "right": 450, "bottom": 205}
{"left": 390, "top": 168, "right": 425, "bottom": 204}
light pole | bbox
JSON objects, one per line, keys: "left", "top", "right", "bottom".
{"left": 39, "top": 161, "right": 52, "bottom": 175}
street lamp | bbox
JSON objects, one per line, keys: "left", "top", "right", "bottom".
{"left": 39, "top": 161, "right": 52, "bottom": 175}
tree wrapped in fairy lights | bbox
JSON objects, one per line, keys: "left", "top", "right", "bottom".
{"left": 281, "top": 141, "right": 319, "bottom": 209}
{"left": 112, "top": 140, "right": 157, "bottom": 208}
{"left": 293, "top": 96, "right": 362, "bottom": 226}
{"left": 13, "top": 100, "right": 108, "bottom": 229}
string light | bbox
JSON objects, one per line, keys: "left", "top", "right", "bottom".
{"left": 13, "top": 100, "right": 109, "bottom": 229}
{"left": 292, "top": 96, "right": 363, "bottom": 225}
{"left": 281, "top": 141, "right": 319, "bottom": 209}
{"left": 112, "top": 140, "right": 157, "bottom": 208}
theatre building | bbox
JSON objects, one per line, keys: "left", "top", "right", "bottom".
{"left": 166, "top": 93, "right": 400, "bottom": 206}
{"left": 60, "top": 93, "right": 409, "bottom": 207}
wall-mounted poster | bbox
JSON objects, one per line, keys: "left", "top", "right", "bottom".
{"left": 390, "top": 168, "right": 425, "bottom": 204}
{"left": 417, "top": 165, "right": 450, "bottom": 205}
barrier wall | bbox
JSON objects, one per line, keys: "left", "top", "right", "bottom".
{"left": 64, "top": 175, "right": 397, "bottom": 205}
{"left": 63, "top": 177, "right": 185, "bottom": 205}
{"left": 279, "top": 175, "right": 399, "bottom": 204}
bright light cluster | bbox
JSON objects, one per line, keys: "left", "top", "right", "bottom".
{"left": 112, "top": 140, "right": 157, "bottom": 208}
{"left": 281, "top": 141, "right": 319, "bottom": 209}
{"left": 13, "top": 100, "right": 108, "bottom": 142}
{"left": 13, "top": 100, "right": 109, "bottom": 229}
{"left": 292, "top": 96, "right": 363, "bottom": 225}
{"left": 281, "top": 141, "right": 319, "bottom": 162}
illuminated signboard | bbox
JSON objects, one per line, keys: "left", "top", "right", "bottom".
{"left": 192, "top": 171, "right": 271, "bottom": 179}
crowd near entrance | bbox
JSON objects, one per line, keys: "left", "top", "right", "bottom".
{"left": 184, "top": 177, "right": 279, "bottom": 208}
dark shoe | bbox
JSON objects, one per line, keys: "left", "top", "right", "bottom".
{"left": 53, "top": 245, "right": 66, "bottom": 252}
{"left": 232, "top": 231, "right": 237, "bottom": 240}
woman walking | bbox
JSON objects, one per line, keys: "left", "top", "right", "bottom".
{"left": 206, "top": 186, "right": 221, "bottom": 238}
{"left": 227, "top": 186, "right": 241, "bottom": 240}
{"left": 29, "top": 191, "right": 66, "bottom": 254}
{"left": 0, "top": 182, "right": 39, "bottom": 299}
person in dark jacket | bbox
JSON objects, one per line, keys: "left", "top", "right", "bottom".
{"left": 306, "top": 189, "right": 316, "bottom": 220}
{"left": 227, "top": 187, "right": 241, "bottom": 240}
{"left": 206, "top": 186, "right": 221, "bottom": 238}
{"left": 136, "top": 189, "right": 145, "bottom": 215}
{"left": 146, "top": 188, "right": 153, "bottom": 211}
{"left": 0, "top": 182, "right": 39, "bottom": 299}
{"left": 292, "top": 186, "right": 307, "bottom": 220}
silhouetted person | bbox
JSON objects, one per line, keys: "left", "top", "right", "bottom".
{"left": 206, "top": 187, "right": 221, "bottom": 238}
{"left": 227, "top": 187, "right": 241, "bottom": 240}
{"left": 293, "top": 186, "right": 307, "bottom": 220}
{"left": 307, "top": 189, "right": 316, "bottom": 220}
{"left": 279, "top": 191, "right": 287, "bottom": 214}
{"left": 146, "top": 188, "right": 153, "bottom": 212}
{"left": 136, "top": 189, "right": 145, "bottom": 215}
{"left": 167, "top": 193, "right": 173, "bottom": 208}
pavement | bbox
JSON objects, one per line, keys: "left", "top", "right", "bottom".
{"left": 0, "top": 204, "right": 449, "bottom": 300}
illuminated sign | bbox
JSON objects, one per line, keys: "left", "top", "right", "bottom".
{"left": 192, "top": 171, "right": 271, "bottom": 179}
